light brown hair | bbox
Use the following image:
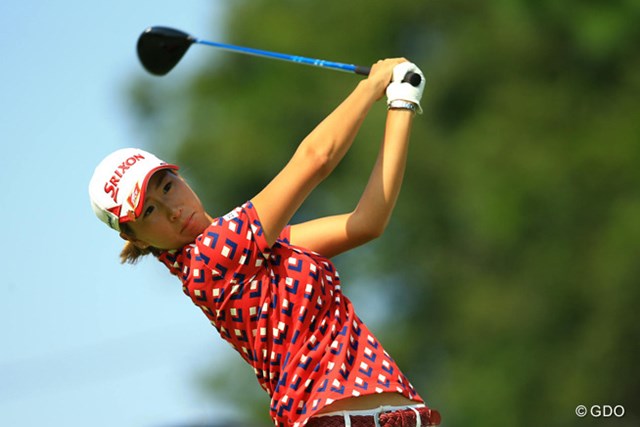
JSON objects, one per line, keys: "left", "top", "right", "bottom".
{"left": 119, "top": 222, "right": 163, "bottom": 264}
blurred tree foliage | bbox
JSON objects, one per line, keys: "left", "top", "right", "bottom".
{"left": 129, "top": 1, "right": 640, "bottom": 426}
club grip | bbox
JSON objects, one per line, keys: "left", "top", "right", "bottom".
{"left": 354, "top": 65, "right": 421, "bottom": 87}
{"left": 402, "top": 72, "right": 422, "bottom": 87}
{"left": 354, "top": 65, "right": 372, "bottom": 76}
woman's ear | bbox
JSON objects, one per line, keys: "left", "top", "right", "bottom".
{"left": 119, "top": 231, "right": 150, "bottom": 250}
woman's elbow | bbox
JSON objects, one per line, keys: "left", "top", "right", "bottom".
{"left": 297, "top": 141, "right": 333, "bottom": 180}
{"left": 363, "top": 223, "right": 386, "bottom": 241}
{"left": 348, "top": 214, "right": 387, "bottom": 245}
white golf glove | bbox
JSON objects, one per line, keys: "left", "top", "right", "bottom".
{"left": 386, "top": 62, "right": 425, "bottom": 114}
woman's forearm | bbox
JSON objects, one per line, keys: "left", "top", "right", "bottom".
{"left": 298, "top": 79, "right": 380, "bottom": 179}
{"left": 350, "top": 109, "right": 414, "bottom": 237}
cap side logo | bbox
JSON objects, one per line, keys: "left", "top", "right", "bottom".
{"left": 127, "top": 181, "right": 142, "bottom": 213}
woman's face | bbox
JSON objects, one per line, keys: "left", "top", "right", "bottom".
{"left": 122, "top": 170, "right": 211, "bottom": 250}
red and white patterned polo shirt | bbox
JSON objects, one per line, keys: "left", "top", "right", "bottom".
{"left": 158, "top": 202, "right": 423, "bottom": 426}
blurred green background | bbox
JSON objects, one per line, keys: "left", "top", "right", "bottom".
{"left": 129, "top": 1, "right": 640, "bottom": 425}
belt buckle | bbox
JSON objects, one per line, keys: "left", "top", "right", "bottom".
{"left": 345, "top": 413, "right": 379, "bottom": 427}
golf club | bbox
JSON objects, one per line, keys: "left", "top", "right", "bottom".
{"left": 137, "top": 26, "right": 422, "bottom": 86}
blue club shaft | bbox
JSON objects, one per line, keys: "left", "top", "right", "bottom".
{"left": 195, "top": 38, "right": 370, "bottom": 75}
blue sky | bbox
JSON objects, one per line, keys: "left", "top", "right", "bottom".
{"left": 0, "top": 1, "right": 246, "bottom": 425}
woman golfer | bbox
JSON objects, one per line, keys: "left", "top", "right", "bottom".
{"left": 89, "top": 59, "right": 439, "bottom": 427}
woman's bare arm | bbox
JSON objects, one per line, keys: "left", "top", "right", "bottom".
{"left": 288, "top": 108, "right": 415, "bottom": 258}
{"left": 251, "top": 59, "right": 406, "bottom": 246}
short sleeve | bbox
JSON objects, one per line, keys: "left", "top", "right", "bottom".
{"left": 194, "top": 201, "right": 272, "bottom": 281}
{"left": 277, "top": 225, "right": 291, "bottom": 245}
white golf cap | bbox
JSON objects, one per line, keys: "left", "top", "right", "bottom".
{"left": 89, "top": 148, "right": 178, "bottom": 231}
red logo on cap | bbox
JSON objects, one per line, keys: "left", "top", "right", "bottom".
{"left": 127, "top": 182, "right": 142, "bottom": 213}
{"left": 107, "top": 205, "right": 122, "bottom": 217}
{"left": 103, "top": 153, "right": 146, "bottom": 203}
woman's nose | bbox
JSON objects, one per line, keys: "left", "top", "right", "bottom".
{"left": 168, "top": 206, "right": 182, "bottom": 222}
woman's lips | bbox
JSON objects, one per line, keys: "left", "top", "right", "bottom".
{"left": 181, "top": 212, "right": 195, "bottom": 233}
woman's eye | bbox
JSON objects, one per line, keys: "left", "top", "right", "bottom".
{"left": 144, "top": 206, "right": 155, "bottom": 217}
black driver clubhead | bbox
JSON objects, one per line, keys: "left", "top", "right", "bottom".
{"left": 137, "top": 26, "right": 195, "bottom": 75}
